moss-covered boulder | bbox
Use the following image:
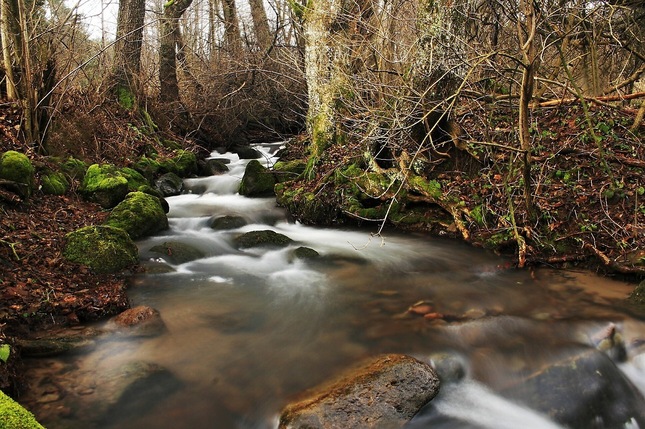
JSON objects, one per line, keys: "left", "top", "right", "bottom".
{"left": 292, "top": 246, "right": 320, "bottom": 260}
{"left": 149, "top": 241, "right": 205, "bottom": 264}
{"left": 239, "top": 160, "right": 276, "bottom": 197}
{"left": 81, "top": 164, "right": 129, "bottom": 208}
{"left": 210, "top": 215, "right": 247, "bottom": 230}
{"left": 120, "top": 167, "right": 149, "bottom": 191}
{"left": 155, "top": 172, "right": 184, "bottom": 197}
{"left": 41, "top": 171, "right": 69, "bottom": 195}
{"left": 159, "top": 150, "right": 197, "bottom": 177}
{"left": 63, "top": 225, "right": 138, "bottom": 273}
{"left": 0, "top": 151, "right": 35, "bottom": 198}
{"left": 104, "top": 192, "right": 168, "bottom": 239}
{"left": 0, "top": 390, "right": 45, "bottom": 429}
{"left": 273, "top": 160, "right": 306, "bottom": 183}
{"left": 61, "top": 156, "right": 87, "bottom": 181}
{"left": 234, "top": 230, "right": 293, "bottom": 249}
{"left": 133, "top": 156, "right": 161, "bottom": 181}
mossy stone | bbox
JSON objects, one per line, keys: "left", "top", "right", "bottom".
{"left": 120, "top": 167, "right": 149, "bottom": 191}
{"left": 0, "top": 390, "right": 45, "bottom": 429}
{"left": 0, "top": 151, "right": 35, "bottom": 198}
{"left": 104, "top": 192, "right": 169, "bottom": 239}
{"left": 63, "top": 225, "right": 138, "bottom": 274}
{"left": 273, "top": 160, "right": 306, "bottom": 183}
{"left": 159, "top": 150, "right": 197, "bottom": 177}
{"left": 133, "top": 156, "right": 161, "bottom": 181}
{"left": 239, "top": 160, "right": 276, "bottom": 197}
{"left": 149, "top": 241, "right": 205, "bottom": 264}
{"left": 293, "top": 246, "right": 320, "bottom": 259}
{"left": 210, "top": 215, "right": 247, "bottom": 230}
{"left": 61, "top": 157, "right": 87, "bottom": 181}
{"left": 80, "top": 164, "right": 129, "bottom": 208}
{"left": 41, "top": 171, "right": 69, "bottom": 195}
{"left": 234, "top": 230, "right": 293, "bottom": 249}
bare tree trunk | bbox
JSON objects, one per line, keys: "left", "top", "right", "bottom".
{"left": 113, "top": 0, "right": 145, "bottom": 104}
{"left": 248, "top": 0, "right": 272, "bottom": 51}
{"left": 1, "top": 0, "right": 21, "bottom": 100}
{"left": 221, "top": 0, "right": 243, "bottom": 54}
{"left": 159, "top": 0, "right": 193, "bottom": 104}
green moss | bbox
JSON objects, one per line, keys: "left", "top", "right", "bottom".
{"left": 0, "top": 151, "right": 35, "bottom": 197}
{"left": 41, "top": 171, "right": 69, "bottom": 195}
{"left": 239, "top": 160, "right": 276, "bottom": 197}
{"left": 408, "top": 175, "right": 442, "bottom": 199}
{"left": 117, "top": 86, "right": 135, "bottom": 110}
{"left": 61, "top": 157, "right": 87, "bottom": 180}
{"left": 63, "top": 225, "right": 138, "bottom": 274}
{"left": 0, "top": 390, "right": 44, "bottom": 429}
{"left": 234, "top": 230, "right": 293, "bottom": 249}
{"left": 133, "top": 156, "right": 161, "bottom": 180}
{"left": 80, "top": 164, "right": 129, "bottom": 208}
{"left": 119, "top": 167, "right": 149, "bottom": 191}
{"left": 159, "top": 150, "right": 197, "bottom": 177}
{"left": 272, "top": 160, "right": 306, "bottom": 183}
{"left": 470, "top": 205, "right": 485, "bottom": 226}
{"left": 104, "top": 192, "right": 168, "bottom": 239}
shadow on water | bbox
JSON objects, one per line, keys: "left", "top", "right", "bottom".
{"left": 21, "top": 145, "right": 645, "bottom": 429}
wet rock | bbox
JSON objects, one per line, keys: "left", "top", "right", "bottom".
{"left": 628, "top": 280, "right": 645, "bottom": 305}
{"left": 110, "top": 305, "right": 166, "bottom": 337}
{"left": 104, "top": 191, "right": 169, "bottom": 239}
{"left": 591, "top": 323, "right": 627, "bottom": 362}
{"left": 198, "top": 158, "right": 229, "bottom": 176}
{"left": 502, "top": 349, "right": 645, "bottom": 428}
{"left": 292, "top": 246, "right": 320, "bottom": 260}
{"left": 149, "top": 241, "right": 206, "bottom": 264}
{"left": 235, "top": 230, "right": 293, "bottom": 249}
{"left": 63, "top": 225, "right": 138, "bottom": 274}
{"left": 278, "top": 354, "right": 440, "bottom": 429}
{"left": 233, "top": 145, "right": 261, "bottom": 159}
{"left": 17, "top": 328, "right": 101, "bottom": 357}
{"left": 428, "top": 353, "right": 466, "bottom": 383}
{"left": 210, "top": 215, "right": 247, "bottom": 230}
{"left": 239, "top": 160, "right": 276, "bottom": 197}
{"left": 155, "top": 172, "right": 184, "bottom": 197}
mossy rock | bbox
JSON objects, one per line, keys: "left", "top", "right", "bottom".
{"left": 155, "top": 172, "right": 184, "bottom": 197}
{"left": 239, "top": 160, "right": 276, "bottom": 197}
{"left": 133, "top": 156, "right": 161, "bottom": 181}
{"left": 41, "top": 171, "right": 69, "bottom": 195}
{"left": 0, "top": 151, "right": 35, "bottom": 198}
{"left": 628, "top": 280, "right": 645, "bottom": 305}
{"left": 149, "top": 241, "right": 206, "bottom": 264}
{"left": 61, "top": 157, "right": 87, "bottom": 180}
{"left": 293, "top": 246, "right": 320, "bottom": 260}
{"left": 104, "top": 192, "right": 169, "bottom": 239}
{"left": 63, "top": 225, "right": 138, "bottom": 274}
{"left": 159, "top": 150, "right": 197, "bottom": 177}
{"left": 210, "top": 215, "right": 247, "bottom": 230}
{"left": 275, "top": 185, "right": 341, "bottom": 225}
{"left": 234, "top": 230, "right": 293, "bottom": 249}
{"left": 80, "top": 164, "right": 129, "bottom": 208}
{"left": 0, "top": 390, "right": 45, "bottom": 429}
{"left": 273, "top": 160, "right": 306, "bottom": 183}
{"left": 120, "top": 167, "right": 149, "bottom": 191}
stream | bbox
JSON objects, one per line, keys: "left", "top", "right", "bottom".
{"left": 22, "top": 144, "right": 645, "bottom": 429}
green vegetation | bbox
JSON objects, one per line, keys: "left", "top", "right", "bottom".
{"left": 0, "top": 151, "right": 35, "bottom": 197}
{"left": 239, "top": 160, "right": 276, "bottom": 197}
{"left": 63, "top": 225, "right": 139, "bottom": 273}
{"left": 0, "top": 390, "right": 45, "bottom": 429}
{"left": 40, "top": 171, "right": 69, "bottom": 195}
{"left": 104, "top": 192, "right": 168, "bottom": 239}
{"left": 80, "top": 164, "right": 130, "bottom": 208}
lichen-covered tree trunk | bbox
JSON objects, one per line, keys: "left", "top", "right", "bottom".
{"left": 112, "top": 0, "right": 145, "bottom": 104}
{"left": 159, "top": 0, "right": 193, "bottom": 104}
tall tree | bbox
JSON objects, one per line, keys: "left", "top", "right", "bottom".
{"left": 221, "top": 0, "right": 243, "bottom": 54}
{"left": 112, "top": 0, "right": 146, "bottom": 105}
{"left": 248, "top": 0, "right": 272, "bottom": 51}
{"left": 159, "top": 0, "right": 193, "bottom": 104}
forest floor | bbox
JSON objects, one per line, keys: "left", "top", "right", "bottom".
{"left": 1, "top": 97, "right": 644, "bottom": 394}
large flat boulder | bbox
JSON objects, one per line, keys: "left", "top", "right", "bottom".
{"left": 279, "top": 354, "right": 440, "bottom": 429}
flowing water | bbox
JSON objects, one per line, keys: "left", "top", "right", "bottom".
{"left": 22, "top": 144, "right": 645, "bottom": 429}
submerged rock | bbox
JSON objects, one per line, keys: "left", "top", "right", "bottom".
{"left": 63, "top": 225, "right": 138, "bottom": 273}
{"left": 234, "top": 230, "right": 293, "bottom": 249}
{"left": 104, "top": 191, "right": 169, "bottom": 239}
{"left": 503, "top": 348, "right": 645, "bottom": 428}
{"left": 279, "top": 354, "right": 440, "bottom": 429}
{"left": 149, "top": 241, "right": 205, "bottom": 264}
{"left": 239, "top": 160, "right": 276, "bottom": 197}
{"left": 210, "top": 215, "right": 247, "bottom": 230}
{"left": 17, "top": 328, "right": 102, "bottom": 357}
{"left": 110, "top": 305, "right": 166, "bottom": 337}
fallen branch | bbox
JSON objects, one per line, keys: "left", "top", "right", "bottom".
{"left": 536, "top": 92, "right": 645, "bottom": 108}
{"left": 584, "top": 243, "right": 645, "bottom": 275}
{"left": 614, "top": 155, "right": 645, "bottom": 168}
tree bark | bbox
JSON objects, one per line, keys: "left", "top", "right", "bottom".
{"left": 159, "top": 0, "right": 193, "bottom": 104}
{"left": 113, "top": 0, "right": 145, "bottom": 100}
{"left": 221, "top": 0, "right": 243, "bottom": 54}
{"left": 248, "top": 0, "right": 272, "bottom": 51}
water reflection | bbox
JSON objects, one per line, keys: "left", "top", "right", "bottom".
{"left": 21, "top": 145, "right": 645, "bottom": 429}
